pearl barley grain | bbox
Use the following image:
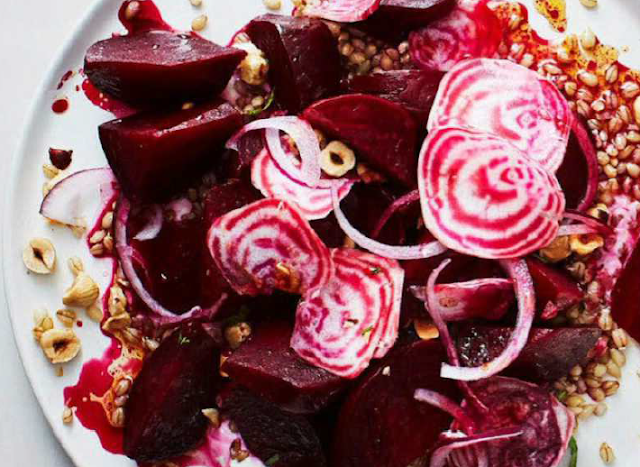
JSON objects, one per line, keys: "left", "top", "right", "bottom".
{"left": 192, "top": 15, "right": 208, "bottom": 31}
{"left": 263, "top": 0, "right": 282, "bottom": 9}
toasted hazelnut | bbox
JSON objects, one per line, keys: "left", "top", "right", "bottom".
{"left": 102, "top": 313, "right": 131, "bottom": 332}
{"left": 68, "top": 256, "right": 84, "bottom": 276}
{"left": 414, "top": 319, "right": 439, "bottom": 340}
{"left": 225, "top": 322, "right": 252, "bottom": 349}
{"left": 56, "top": 308, "right": 77, "bottom": 328}
{"left": 540, "top": 236, "right": 572, "bottom": 263}
{"left": 62, "top": 406, "right": 73, "bottom": 424}
{"left": 274, "top": 262, "right": 302, "bottom": 293}
{"left": 40, "top": 328, "right": 81, "bottom": 363}
{"left": 357, "top": 163, "right": 385, "bottom": 183}
{"left": 42, "top": 163, "right": 60, "bottom": 179}
{"left": 87, "top": 302, "right": 104, "bottom": 323}
{"left": 33, "top": 308, "right": 54, "bottom": 342}
{"left": 63, "top": 273, "right": 99, "bottom": 307}
{"left": 23, "top": 238, "right": 56, "bottom": 274}
{"left": 108, "top": 286, "right": 128, "bottom": 317}
{"left": 570, "top": 234, "right": 604, "bottom": 256}
{"left": 236, "top": 42, "right": 269, "bottom": 86}
{"left": 320, "top": 141, "right": 356, "bottom": 177}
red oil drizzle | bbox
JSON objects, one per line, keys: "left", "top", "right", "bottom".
{"left": 81, "top": 79, "right": 137, "bottom": 118}
{"left": 52, "top": 98, "right": 69, "bottom": 114}
{"left": 118, "top": 0, "right": 173, "bottom": 34}
{"left": 57, "top": 70, "right": 74, "bottom": 90}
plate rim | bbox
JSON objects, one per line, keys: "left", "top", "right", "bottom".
{"left": 2, "top": 1, "right": 114, "bottom": 465}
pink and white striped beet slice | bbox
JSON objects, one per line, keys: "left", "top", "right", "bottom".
{"left": 418, "top": 127, "right": 565, "bottom": 259}
{"left": 292, "top": 248, "right": 404, "bottom": 378}
{"left": 207, "top": 198, "right": 333, "bottom": 296}
{"left": 299, "top": 0, "right": 382, "bottom": 22}
{"left": 427, "top": 58, "right": 572, "bottom": 172}
{"left": 251, "top": 148, "right": 355, "bottom": 220}
{"left": 409, "top": 0, "right": 501, "bottom": 72}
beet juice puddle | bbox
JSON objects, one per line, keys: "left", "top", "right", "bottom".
{"left": 30, "top": 0, "right": 640, "bottom": 466}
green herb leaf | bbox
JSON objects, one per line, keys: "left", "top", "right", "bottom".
{"left": 245, "top": 90, "right": 275, "bottom": 117}
{"left": 178, "top": 333, "right": 191, "bottom": 346}
{"left": 362, "top": 326, "right": 374, "bottom": 337}
{"left": 369, "top": 266, "right": 382, "bottom": 275}
{"left": 569, "top": 437, "right": 578, "bottom": 467}
{"left": 557, "top": 390, "right": 568, "bottom": 402}
{"left": 265, "top": 454, "right": 280, "bottom": 466}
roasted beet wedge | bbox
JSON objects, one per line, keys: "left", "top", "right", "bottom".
{"left": 85, "top": 30, "right": 245, "bottom": 107}
{"left": 223, "top": 387, "right": 326, "bottom": 467}
{"left": 332, "top": 339, "right": 458, "bottom": 467}
{"left": 356, "top": 0, "right": 455, "bottom": 42}
{"left": 303, "top": 94, "right": 418, "bottom": 186}
{"left": 344, "top": 70, "right": 444, "bottom": 127}
{"left": 246, "top": 14, "right": 340, "bottom": 113}
{"left": 611, "top": 235, "right": 640, "bottom": 341}
{"left": 456, "top": 325, "right": 601, "bottom": 381}
{"left": 123, "top": 322, "right": 221, "bottom": 462}
{"left": 99, "top": 100, "right": 242, "bottom": 202}
{"left": 526, "top": 257, "right": 583, "bottom": 319}
{"left": 222, "top": 319, "right": 346, "bottom": 413}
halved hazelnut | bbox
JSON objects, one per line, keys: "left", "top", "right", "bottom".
{"left": 320, "top": 141, "right": 356, "bottom": 177}
{"left": 22, "top": 238, "right": 56, "bottom": 274}
{"left": 40, "top": 328, "right": 81, "bottom": 363}
{"left": 63, "top": 273, "right": 99, "bottom": 307}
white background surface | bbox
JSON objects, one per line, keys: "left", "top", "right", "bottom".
{"left": 0, "top": 1, "right": 84, "bottom": 465}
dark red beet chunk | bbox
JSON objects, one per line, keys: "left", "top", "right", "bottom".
{"left": 85, "top": 30, "right": 245, "bottom": 107}
{"left": 611, "top": 238, "right": 640, "bottom": 342}
{"left": 356, "top": 0, "right": 456, "bottom": 42}
{"left": 48, "top": 148, "right": 73, "bottom": 170}
{"left": 344, "top": 70, "right": 444, "bottom": 127}
{"left": 526, "top": 257, "right": 583, "bottom": 319}
{"left": 222, "top": 319, "right": 346, "bottom": 414}
{"left": 99, "top": 99, "right": 242, "bottom": 202}
{"left": 223, "top": 388, "right": 326, "bottom": 467}
{"left": 557, "top": 120, "right": 597, "bottom": 210}
{"left": 456, "top": 325, "right": 601, "bottom": 381}
{"left": 123, "top": 322, "right": 220, "bottom": 462}
{"left": 303, "top": 94, "right": 418, "bottom": 186}
{"left": 332, "top": 339, "right": 458, "bottom": 467}
{"left": 246, "top": 14, "right": 340, "bottom": 113}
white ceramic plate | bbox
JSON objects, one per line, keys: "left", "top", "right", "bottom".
{"left": 4, "top": 0, "right": 640, "bottom": 466}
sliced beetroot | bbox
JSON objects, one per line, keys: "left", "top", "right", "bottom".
{"left": 525, "top": 257, "right": 583, "bottom": 319}
{"left": 557, "top": 116, "right": 598, "bottom": 211}
{"left": 427, "top": 59, "right": 572, "bottom": 172}
{"left": 409, "top": 0, "right": 502, "bottom": 72}
{"left": 344, "top": 70, "right": 444, "bottom": 127}
{"left": 611, "top": 238, "right": 640, "bottom": 341}
{"left": 84, "top": 30, "right": 245, "bottom": 107}
{"left": 410, "top": 277, "right": 514, "bottom": 321}
{"left": 222, "top": 319, "right": 346, "bottom": 414}
{"left": 331, "top": 339, "right": 458, "bottom": 467}
{"left": 246, "top": 14, "right": 340, "bottom": 113}
{"left": 123, "top": 322, "right": 221, "bottom": 462}
{"left": 456, "top": 325, "right": 601, "bottom": 381}
{"left": 419, "top": 126, "right": 565, "bottom": 259}
{"left": 203, "top": 179, "right": 260, "bottom": 225}
{"left": 356, "top": 0, "right": 455, "bottom": 42}
{"left": 207, "top": 199, "right": 333, "bottom": 296}
{"left": 99, "top": 99, "right": 242, "bottom": 202}
{"left": 460, "top": 377, "right": 574, "bottom": 467}
{"left": 303, "top": 94, "right": 418, "bottom": 186}
{"left": 292, "top": 248, "right": 404, "bottom": 378}
{"left": 251, "top": 148, "right": 355, "bottom": 220}
{"left": 223, "top": 387, "right": 326, "bottom": 467}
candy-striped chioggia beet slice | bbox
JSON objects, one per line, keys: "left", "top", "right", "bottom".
{"left": 296, "top": 0, "right": 382, "bottom": 22}
{"left": 222, "top": 387, "right": 326, "bottom": 467}
{"left": 207, "top": 199, "right": 333, "bottom": 296}
{"left": 292, "top": 248, "right": 404, "bottom": 378}
{"left": 85, "top": 30, "right": 246, "bottom": 107}
{"left": 303, "top": 94, "right": 418, "bottom": 187}
{"left": 123, "top": 322, "right": 221, "bottom": 462}
{"left": 246, "top": 15, "right": 341, "bottom": 113}
{"left": 427, "top": 59, "right": 572, "bottom": 172}
{"left": 332, "top": 339, "right": 459, "bottom": 467}
{"left": 222, "top": 319, "right": 347, "bottom": 414}
{"left": 99, "top": 100, "right": 242, "bottom": 202}
{"left": 418, "top": 126, "right": 565, "bottom": 259}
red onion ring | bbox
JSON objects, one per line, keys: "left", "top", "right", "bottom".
{"left": 570, "top": 114, "right": 598, "bottom": 212}
{"left": 115, "top": 197, "right": 226, "bottom": 324}
{"left": 441, "top": 259, "right": 535, "bottom": 381}
{"left": 430, "top": 428, "right": 523, "bottom": 467}
{"left": 563, "top": 210, "right": 613, "bottom": 235}
{"left": 414, "top": 388, "right": 476, "bottom": 433}
{"left": 133, "top": 205, "right": 163, "bottom": 241}
{"left": 227, "top": 116, "right": 322, "bottom": 187}
{"left": 331, "top": 183, "right": 447, "bottom": 260}
{"left": 370, "top": 189, "right": 420, "bottom": 239}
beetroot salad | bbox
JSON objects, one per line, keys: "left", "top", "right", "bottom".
{"left": 29, "top": 0, "right": 640, "bottom": 466}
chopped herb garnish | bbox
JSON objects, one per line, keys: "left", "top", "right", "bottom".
{"left": 568, "top": 437, "right": 578, "bottom": 467}
{"left": 245, "top": 90, "right": 275, "bottom": 117}
{"left": 362, "top": 326, "right": 374, "bottom": 337}
{"left": 265, "top": 454, "right": 280, "bottom": 466}
{"left": 178, "top": 333, "right": 190, "bottom": 345}
{"left": 369, "top": 266, "right": 382, "bottom": 275}
{"left": 556, "top": 390, "right": 568, "bottom": 402}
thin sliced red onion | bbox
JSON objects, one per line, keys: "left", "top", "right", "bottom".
{"left": 425, "top": 259, "right": 460, "bottom": 365}
{"left": 133, "top": 205, "right": 163, "bottom": 241}
{"left": 300, "top": 0, "right": 381, "bottom": 22}
{"left": 331, "top": 183, "right": 447, "bottom": 260}
{"left": 227, "top": 116, "right": 322, "bottom": 187}
{"left": 441, "top": 259, "right": 535, "bottom": 381}
{"left": 564, "top": 210, "right": 613, "bottom": 235}
{"left": 414, "top": 388, "right": 476, "bottom": 433}
{"left": 430, "top": 428, "right": 523, "bottom": 467}
{"left": 557, "top": 223, "right": 601, "bottom": 237}
{"left": 570, "top": 114, "right": 598, "bottom": 212}
{"left": 115, "top": 197, "right": 226, "bottom": 324}
{"left": 370, "top": 189, "right": 420, "bottom": 239}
